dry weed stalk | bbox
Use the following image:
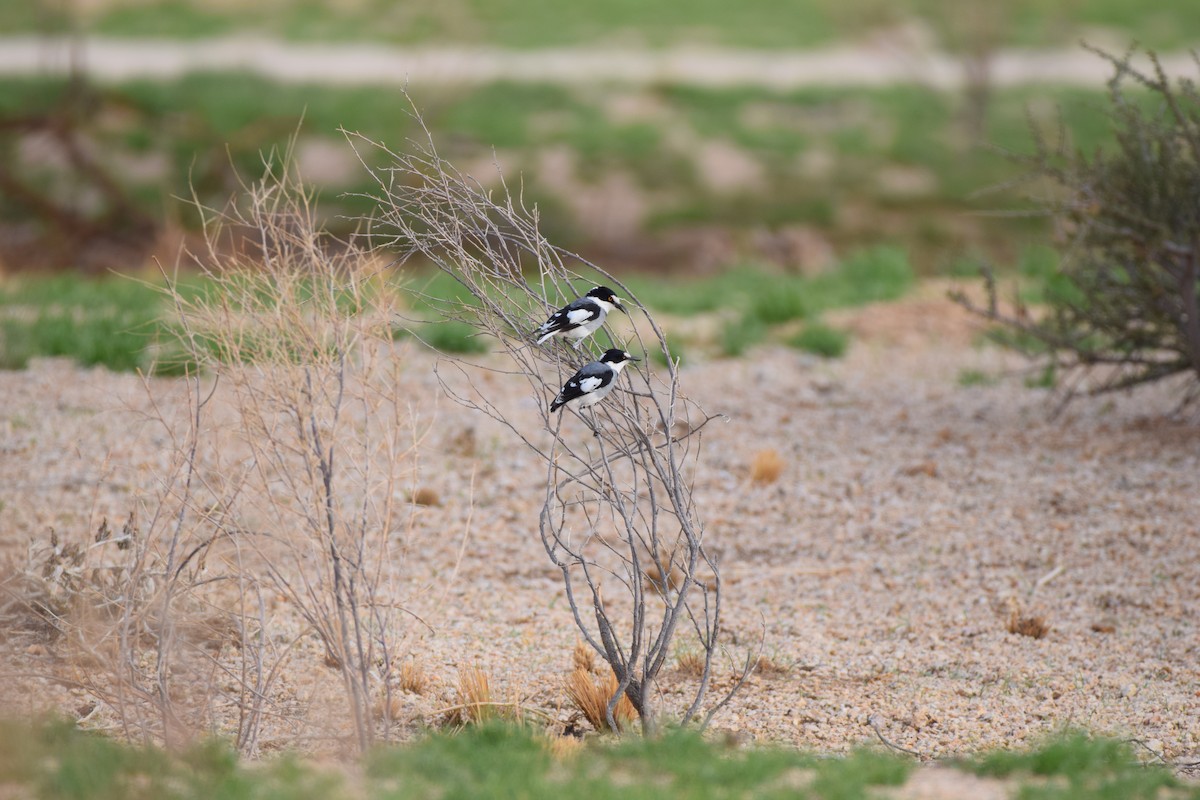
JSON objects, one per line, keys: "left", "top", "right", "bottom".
{"left": 565, "top": 667, "right": 637, "bottom": 733}
{"left": 140, "top": 154, "right": 435, "bottom": 752}
{"left": 571, "top": 639, "right": 596, "bottom": 673}
{"left": 348, "top": 99, "right": 755, "bottom": 734}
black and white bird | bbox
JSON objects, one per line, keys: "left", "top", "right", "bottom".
{"left": 550, "top": 348, "right": 639, "bottom": 413}
{"left": 533, "top": 286, "right": 627, "bottom": 348}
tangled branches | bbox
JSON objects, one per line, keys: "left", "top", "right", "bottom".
{"left": 350, "top": 107, "right": 754, "bottom": 733}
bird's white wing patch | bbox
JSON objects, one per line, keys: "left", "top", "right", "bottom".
{"left": 566, "top": 308, "right": 595, "bottom": 325}
{"left": 579, "top": 376, "right": 604, "bottom": 394}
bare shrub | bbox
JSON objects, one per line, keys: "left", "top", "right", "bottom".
{"left": 348, "top": 100, "right": 755, "bottom": 734}
{"left": 149, "top": 156, "right": 437, "bottom": 753}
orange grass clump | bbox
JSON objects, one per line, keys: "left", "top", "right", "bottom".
{"left": 411, "top": 487, "right": 441, "bottom": 507}
{"left": 1007, "top": 610, "right": 1050, "bottom": 639}
{"left": 754, "top": 654, "right": 792, "bottom": 677}
{"left": 565, "top": 667, "right": 637, "bottom": 733}
{"left": 750, "top": 449, "right": 784, "bottom": 484}
{"left": 572, "top": 640, "right": 596, "bottom": 673}
{"left": 643, "top": 562, "right": 684, "bottom": 595}
{"left": 398, "top": 660, "right": 431, "bottom": 695}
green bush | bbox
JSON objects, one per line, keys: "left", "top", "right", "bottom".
{"left": 421, "top": 320, "right": 490, "bottom": 354}
{"left": 789, "top": 322, "right": 849, "bottom": 358}
{"left": 960, "top": 47, "right": 1200, "bottom": 397}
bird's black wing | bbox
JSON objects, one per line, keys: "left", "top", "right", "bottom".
{"left": 535, "top": 298, "right": 601, "bottom": 337}
{"left": 550, "top": 361, "right": 614, "bottom": 410}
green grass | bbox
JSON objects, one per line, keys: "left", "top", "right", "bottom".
{"left": 0, "top": 275, "right": 195, "bottom": 374}
{"left": 789, "top": 323, "right": 849, "bottom": 358}
{"left": 962, "top": 732, "right": 1194, "bottom": 800}
{"left": 1, "top": 717, "right": 1193, "bottom": 800}
{"left": 418, "top": 321, "right": 492, "bottom": 354}
{"left": 0, "top": 272, "right": 493, "bottom": 373}
{"left": 6, "top": 0, "right": 1200, "bottom": 50}
{"left": 0, "top": 72, "right": 1153, "bottom": 269}
{"left": 957, "top": 368, "right": 998, "bottom": 387}
{"left": 719, "top": 314, "right": 768, "bottom": 358}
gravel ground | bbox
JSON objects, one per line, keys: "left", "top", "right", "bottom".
{"left": 1, "top": 287, "right": 1198, "bottom": 764}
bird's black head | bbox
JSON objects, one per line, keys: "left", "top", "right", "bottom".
{"left": 587, "top": 286, "right": 628, "bottom": 314}
{"left": 600, "top": 348, "right": 639, "bottom": 365}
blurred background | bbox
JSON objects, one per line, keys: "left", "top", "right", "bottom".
{"left": 3, "top": 0, "right": 1197, "bottom": 279}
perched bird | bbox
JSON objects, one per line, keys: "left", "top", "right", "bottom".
{"left": 550, "top": 349, "right": 639, "bottom": 413}
{"left": 534, "top": 286, "right": 627, "bottom": 348}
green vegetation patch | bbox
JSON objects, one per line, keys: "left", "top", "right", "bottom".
{"left": 962, "top": 732, "right": 1196, "bottom": 800}
{"left": 3, "top": 718, "right": 1192, "bottom": 800}
{"left": 0, "top": 71, "right": 1156, "bottom": 272}
{"left": 789, "top": 322, "right": 849, "bottom": 358}
{"left": 0, "top": 274, "right": 193, "bottom": 374}
{"left": 7, "top": 0, "right": 1200, "bottom": 49}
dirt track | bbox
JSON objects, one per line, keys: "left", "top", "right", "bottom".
{"left": 1, "top": 35, "right": 1197, "bottom": 88}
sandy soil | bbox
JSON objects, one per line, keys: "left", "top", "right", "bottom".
{"left": 1, "top": 287, "right": 1198, "bottom": 766}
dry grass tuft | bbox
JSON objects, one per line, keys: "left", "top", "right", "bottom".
{"left": 398, "top": 660, "right": 431, "bottom": 695}
{"left": 546, "top": 734, "right": 584, "bottom": 761}
{"left": 754, "top": 653, "right": 792, "bottom": 677}
{"left": 1007, "top": 610, "right": 1050, "bottom": 639}
{"left": 455, "top": 665, "right": 495, "bottom": 724}
{"left": 572, "top": 640, "right": 596, "bottom": 674}
{"left": 643, "top": 562, "right": 684, "bottom": 595}
{"left": 447, "top": 426, "right": 477, "bottom": 457}
{"left": 411, "top": 487, "right": 441, "bottom": 507}
{"left": 374, "top": 693, "right": 406, "bottom": 722}
{"left": 565, "top": 667, "right": 637, "bottom": 733}
{"left": 750, "top": 449, "right": 785, "bottom": 484}
{"left": 675, "top": 650, "right": 705, "bottom": 677}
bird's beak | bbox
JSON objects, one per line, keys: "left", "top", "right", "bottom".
{"left": 615, "top": 298, "right": 629, "bottom": 314}
{"left": 630, "top": 355, "right": 641, "bottom": 362}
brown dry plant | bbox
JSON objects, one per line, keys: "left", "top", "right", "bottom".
{"left": 750, "top": 449, "right": 785, "bottom": 484}
{"left": 546, "top": 734, "right": 584, "bottom": 761}
{"left": 1007, "top": 610, "right": 1051, "bottom": 639}
{"left": 565, "top": 667, "right": 637, "bottom": 733}
{"left": 80, "top": 151, "right": 450, "bottom": 754}
{"left": 675, "top": 650, "right": 705, "bottom": 677}
{"left": 410, "top": 487, "right": 442, "bottom": 507}
{"left": 572, "top": 639, "right": 596, "bottom": 673}
{"left": 454, "top": 665, "right": 496, "bottom": 725}
{"left": 398, "top": 659, "right": 432, "bottom": 695}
